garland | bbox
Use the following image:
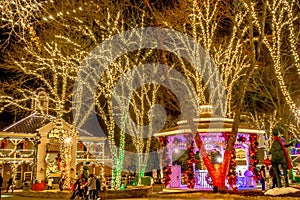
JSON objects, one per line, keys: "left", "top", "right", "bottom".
{"left": 227, "top": 149, "right": 237, "bottom": 190}
{"left": 159, "top": 136, "right": 171, "bottom": 187}
{"left": 222, "top": 132, "right": 231, "bottom": 144}
{"left": 205, "top": 173, "right": 213, "bottom": 186}
{"left": 184, "top": 134, "right": 196, "bottom": 189}
{"left": 249, "top": 134, "right": 259, "bottom": 181}
{"left": 237, "top": 135, "right": 247, "bottom": 143}
{"left": 223, "top": 132, "right": 237, "bottom": 189}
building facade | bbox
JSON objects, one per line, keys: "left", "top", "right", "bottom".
{"left": 0, "top": 89, "right": 110, "bottom": 189}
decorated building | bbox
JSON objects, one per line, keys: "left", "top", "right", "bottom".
{"left": 0, "top": 89, "right": 111, "bottom": 189}
{"left": 154, "top": 105, "right": 265, "bottom": 189}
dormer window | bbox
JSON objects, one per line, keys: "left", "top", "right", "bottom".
{"left": 32, "top": 88, "right": 49, "bottom": 115}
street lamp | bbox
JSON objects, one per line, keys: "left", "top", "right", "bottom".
{"left": 212, "top": 150, "right": 222, "bottom": 164}
{"left": 64, "top": 137, "right": 72, "bottom": 144}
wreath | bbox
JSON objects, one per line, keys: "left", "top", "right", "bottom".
{"left": 205, "top": 173, "right": 213, "bottom": 186}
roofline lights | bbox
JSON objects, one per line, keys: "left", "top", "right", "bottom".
{"left": 154, "top": 128, "right": 265, "bottom": 137}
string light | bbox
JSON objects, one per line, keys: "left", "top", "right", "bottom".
{"left": 0, "top": 0, "right": 44, "bottom": 49}
{"left": 1, "top": 0, "right": 299, "bottom": 191}
{"left": 262, "top": 0, "right": 300, "bottom": 138}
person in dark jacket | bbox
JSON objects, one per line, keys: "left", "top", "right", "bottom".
{"left": 269, "top": 166, "right": 278, "bottom": 188}
{"left": 269, "top": 130, "right": 293, "bottom": 187}
{"left": 260, "top": 166, "right": 266, "bottom": 191}
{"left": 70, "top": 178, "right": 83, "bottom": 199}
{"left": 95, "top": 176, "right": 101, "bottom": 199}
{"left": 5, "top": 177, "right": 13, "bottom": 193}
{"left": 0, "top": 173, "right": 3, "bottom": 198}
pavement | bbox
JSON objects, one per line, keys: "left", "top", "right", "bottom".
{"left": 0, "top": 189, "right": 71, "bottom": 199}
{"left": 2, "top": 183, "right": 300, "bottom": 199}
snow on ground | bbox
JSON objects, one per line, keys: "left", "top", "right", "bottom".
{"left": 264, "top": 187, "right": 300, "bottom": 196}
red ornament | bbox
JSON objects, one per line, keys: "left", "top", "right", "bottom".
{"left": 79, "top": 142, "right": 83, "bottom": 151}
{"left": 23, "top": 139, "right": 28, "bottom": 149}
{"left": 3, "top": 139, "right": 8, "bottom": 149}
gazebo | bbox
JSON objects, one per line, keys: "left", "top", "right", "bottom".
{"left": 154, "top": 105, "right": 265, "bottom": 189}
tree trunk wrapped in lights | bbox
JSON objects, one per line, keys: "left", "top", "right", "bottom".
{"left": 194, "top": 132, "right": 235, "bottom": 190}
{"left": 0, "top": 0, "right": 299, "bottom": 193}
{"left": 184, "top": 134, "right": 196, "bottom": 189}
{"left": 227, "top": 149, "right": 237, "bottom": 190}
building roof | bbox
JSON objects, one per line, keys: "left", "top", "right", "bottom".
{"left": 2, "top": 112, "right": 105, "bottom": 140}
{"left": 3, "top": 112, "right": 52, "bottom": 133}
{"left": 77, "top": 128, "right": 94, "bottom": 137}
{"left": 154, "top": 105, "right": 265, "bottom": 137}
{"left": 154, "top": 116, "right": 265, "bottom": 137}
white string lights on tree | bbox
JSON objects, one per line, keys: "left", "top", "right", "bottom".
{"left": 260, "top": 0, "right": 300, "bottom": 139}
{"left": 1, "top": 0, "right": 300, "bottom": 191}
{"left": 0, "top": 0, "right": 45, "bottom": 49}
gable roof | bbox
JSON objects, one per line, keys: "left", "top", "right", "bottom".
{"left": 78, "top": 129, "right": 94, "bottom": 137}
{"left": 3, "top": 112, "right": 52, "bottom": 133}
{"left": 2, "top": 112, "right": 104, "bottom": 140}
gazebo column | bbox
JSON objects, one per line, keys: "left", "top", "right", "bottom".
{"left": 158, "top": 136, "right": 172, "bottom": 187}
{"left": 158, "top": 149, "right": 163, "bottom": 182}
{"left": 168, "top": 136, "right": 174, "bottom": 166}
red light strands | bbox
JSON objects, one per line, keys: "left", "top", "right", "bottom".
{"left": 249, "top": 134, "right": 259, "bottom": 181}
{"left": 227, "top": 149, "right": 237, "bottom": 190}
{"left": 184, "top": 134, "right": 196, "bottom": 189}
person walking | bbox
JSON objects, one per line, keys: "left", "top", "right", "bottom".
{"left": 95, "top": 176, "right": 101, "bottom": 199}
{"left": 87, "top": 174, "right": 96, "bottom": 200}
{"left": 5, "top": 177, "right": 13, "bottom": 193}
{"left": 269, "top": 129, "right": 293, "bottom": 187}
{"left": 58, "top": 174, "right": 65, "bottom": 191}
{"left": 0, "top": 174, "right": 3, "bottom": 199}
{"left": 260, "top": 166, "right": 266, "bottom": 191}
{"left": 47, "top": 177, "right": 53, "bottom": 190}
{"left": 70, "top": 178, "right": 83, "bottom": 200}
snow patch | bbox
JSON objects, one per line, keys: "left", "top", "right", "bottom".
{"left": 264, "top": 187, "right": 300, "bottom": 196}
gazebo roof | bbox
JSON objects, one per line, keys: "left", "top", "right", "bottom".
{"left": 154, "top": 113, "right": 264, "bottom": 137}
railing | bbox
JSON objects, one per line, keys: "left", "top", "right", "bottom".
{"left": 194, "top": 170, "right": 213, "bottom": 188}
{"left": 16, "top": 149, "right": 34, "bottom": 158}
{"left": 0, "top": 149, "right": 14, "bottom": 157}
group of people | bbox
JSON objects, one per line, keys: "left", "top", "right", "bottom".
{"left": 70, "top": 174, "right": 102, "bottom": 200}
{"left": 238, "top": 129, "right": 294, "bottom": 191}
{"left": 259, "top": 129, "right": 294, "bottom": 191}
{"left": 258, "top": 164, "right": 286, "bottom": 191}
